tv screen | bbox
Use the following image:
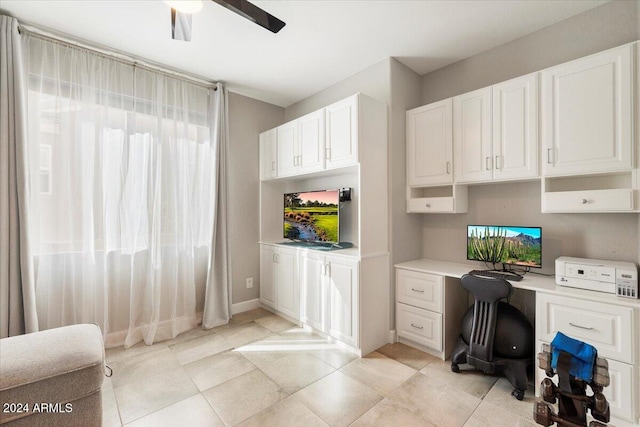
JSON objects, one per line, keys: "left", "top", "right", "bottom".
{"left": 284, "top": 190, "right": 339, "bottom": 243}
{"left": 467, "top": 225, "right": 542, "bottom": 268}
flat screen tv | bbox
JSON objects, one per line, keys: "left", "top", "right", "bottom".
{"left": 284, "top": 190, "right": 339, "bottom": 243}
{"left": 467, "top": 225, "right": 542, "bottom": 268}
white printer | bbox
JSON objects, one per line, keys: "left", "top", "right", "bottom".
{"left": 555, "top": 257, "right": 638, "bottom": 298}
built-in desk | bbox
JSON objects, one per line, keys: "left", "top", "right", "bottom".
{"left": 395, "top": 259, "right": 640, "bottom": 426}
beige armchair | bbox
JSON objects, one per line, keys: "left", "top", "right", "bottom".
{"left": 0, "top": 324, "right": 104, "bottom": 426}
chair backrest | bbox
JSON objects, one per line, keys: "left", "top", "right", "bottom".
{"left": 461, "top": 274, "right": 513, "bottom": 362}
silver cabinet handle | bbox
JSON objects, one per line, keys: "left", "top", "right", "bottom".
{"left": 271, "top": 161, "right": 276, "bottom": 171}
{"left": 485, "top": 157, "right": 492, "bottom": 170}
{"left": 325, "top": 147, "right": 331, "bottom": 160}
{"left": 410, "top": 323, "right": 423, "bottom": 330}
{"left": 446, "top": 161, "right": 451, "bottom": 174}
{"left": 569, "top": 322, "right": 594, "bottom": 331}
{"left": 495, "top": 155, "right": 501, "bottom": 170}
{"left": 580, "top": 199, "right": 588, "bottom": 204}
{"left": 411, "top": 288, "right": 424, "bottom": 293}
{"left": 325, "top": 264, "right": 330, "bottom": 277}
{"left": 425, "top": 203, "right": 431, "bottom": 208}
{"left": 547, "top": 148, "right": 553, "bottom": 164}
{"left": 272, "top": 253, "right": 277, "bottom": 263}
{"left": 293, "top": 156, "right": 298, "bottom": 166}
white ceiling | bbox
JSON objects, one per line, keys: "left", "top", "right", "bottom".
{"left": 0, "top": 0, "right": 608, "bottom": 107}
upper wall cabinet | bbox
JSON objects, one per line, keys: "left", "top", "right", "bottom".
{"left": 325, "top": 95, "right": 358, "bottom": 169}
{"left": 542, "top": 44, "right": 633, "bottom": 176}
{"left": 453, "top": 74, "right": 539, "bottom": 184}
{"left": 259, "top": 128, "right": 277, "bottom": 180}
{"left": 492, "top": 73, "right": 539, "bottom": 181}
{"left": 277, "top": 110, "right": 325, "bottom": 178}
{"left": 406, "top": 99, "right": 453, "bottom": 186}
{"left": 453, "top": 87, "right": 492, "bottom": 183}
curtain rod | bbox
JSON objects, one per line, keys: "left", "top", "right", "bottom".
{"left": 18, "top": 23, "right": 218, "bottom": 90}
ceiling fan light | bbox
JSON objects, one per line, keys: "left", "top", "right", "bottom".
{"left": 165, "top": 0, "right": 203, "bottom": 14}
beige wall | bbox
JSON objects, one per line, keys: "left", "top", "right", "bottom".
{"left": 421, "top": 0, "right": 639, "bottom": 104}
{"left": 420, "top": 0, "right": 640, "bottom": 268}
{"left": 284, "top": 58, "right": 392, "bottom": 121}
{"left": 228, "top": 92, "right": 284, "bottom": 304}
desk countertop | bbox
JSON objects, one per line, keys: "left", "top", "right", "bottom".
{"left": 395, "top": 259, "right": 640, "bottom": 309}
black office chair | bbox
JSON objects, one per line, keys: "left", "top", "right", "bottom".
{"left": 450, "top": 274, "right": 534, "bottom": 400}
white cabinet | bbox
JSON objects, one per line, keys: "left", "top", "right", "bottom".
{"left": 395, "top": 267, "right": 466, "bottom": 359}
{"left": 259, "top": 245, "right": 277, "bottom": 308}
{"left": 276, "top": 111, "right": 325, "bottom": 178}
{"left": 406, "top": 99, "right": 453, "bottom": 186}
{"left": 325, "top": 95, "right": 358, "bottom": 169}
{"left": 300, "top": 251, "right": 359, "bottom": 348}
{"left": 453, "top": 87, "right": 492, "bottom": 183}
{"left": 541, "top": 44, "right": 633, "bottom": 176}
{"left": 492, "top": 73, "right": 539, "bottom": 181}
{"left": 260, "top": 244, "right": 299, "bottom": 320}
{"left": 453, "top": 74, "right": 538, "bottom": 184}
{"left": 276, "top": 121, "right": 298, "bottom": 178}
{"left": 326, "top": 255, "right": 359, "bottom": 348}
{"left": 300, "top": 251, "right": 325, "bottom": 331}
{"left": 536, "top": 292, "right": 639, "bottom": 423}
{"left": 259, "top": 128, "right": 277, "bottom": 180}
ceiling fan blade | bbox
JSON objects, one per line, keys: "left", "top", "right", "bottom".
{"left": 210, "top": 0, "right": 286, "bottom": 33}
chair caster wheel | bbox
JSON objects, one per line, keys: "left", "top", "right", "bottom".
{"left": 451, "top": 363, "right": 460, "bottom": 373}
{"left": 511, "top": 389, "right": 524, "bottom": 400}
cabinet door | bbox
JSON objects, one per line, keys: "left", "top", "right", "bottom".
{"left": 259, "top": 129, "right": 277, "bottom": 180}
{"left": 542, "top": 44, "right": 633, "bottom": 176}
{"left": 326, "top": 256, "right": 359, "bottom": 348}
{"left": 492, "top": 73, "right": 538, "bottom": 181}
{"left": 298, "top": 109, "right": 325, "bottom": 174}
{"left": 300, "top": 251, "right": 325, "bottom": 332}
{"left": 277, "top": 121, "right": 298, "bottom": 178}
{"left": 406, "top": 99, "right": 453, "bottom": 186}
{"left": 259, "top": 245, "right": 277, "bottom": 309}
{"left": 276, "top": 247, "right": 299, "bottom": 320}
{"left": 325, "top": 95, "right": 358, "bottom": 169}
{"left": 454, "top": 87, "right": 492, "bottom": 183}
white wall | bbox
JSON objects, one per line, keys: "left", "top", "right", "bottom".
{"left": 228, "top": 92, "right": 284, "bottom": 304}
{"left": 419, "top": 0, "right": 640, "bottom": 268}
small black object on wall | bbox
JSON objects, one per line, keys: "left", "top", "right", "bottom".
{"left": 339, "top": 188, "right": 351, "bottom": 202}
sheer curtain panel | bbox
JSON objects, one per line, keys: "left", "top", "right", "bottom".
{"left": 0, "top": 15, "right": 38, "bottom": 338}
{"left": 25, "top": 34, "right": 222, "bottom": 347}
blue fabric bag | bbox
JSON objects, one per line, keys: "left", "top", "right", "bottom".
{"left": 550, "top": 332, "right": 597, "bottom": 382}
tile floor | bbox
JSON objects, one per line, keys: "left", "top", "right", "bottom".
{"left": 102, "top": 308, "right": 539, "bottom": 427}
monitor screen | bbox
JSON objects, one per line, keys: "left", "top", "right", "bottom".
{"left": 284, "top": 190, "right": 339, "bottom": 243}
{"left": 467, "top": 225, "right": 542, "bottom": 268}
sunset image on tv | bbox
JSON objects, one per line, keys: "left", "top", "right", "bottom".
{"left": 284, "top": 190, "right": 339, "bottom": 243}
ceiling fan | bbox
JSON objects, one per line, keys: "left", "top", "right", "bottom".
{"left": 167, "top": 0, "right": 286, "bottom": 41}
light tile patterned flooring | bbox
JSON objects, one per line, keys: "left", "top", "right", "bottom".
{"left": 102, "top": 308, "right": 538, "bottom": 427}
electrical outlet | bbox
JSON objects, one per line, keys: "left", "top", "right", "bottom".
{"left": 246, "top": 277, "right": 253, "bottom": 289}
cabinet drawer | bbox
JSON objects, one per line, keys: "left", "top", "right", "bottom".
{"left": 543, "top": 189, "right": 633, "bottom": 212}
{"left": 408, "top": 197, "right": 454, "bottom": 213}
{"left": 396, "top": 269, "right": 443, "bottom": 312}
{"left": 536, "top": 293, "right": 634, "bottom": 363}
{"left": 397, "top": 303, "right": 442, "bottom": 351}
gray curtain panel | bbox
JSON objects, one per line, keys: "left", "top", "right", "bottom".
{"left": 0, "top": 15, "right": 38, "bottom": 337}
{"left": 202, "top": 82, "right": 232, "bottom": 329}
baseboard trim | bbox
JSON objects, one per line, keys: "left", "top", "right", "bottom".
{"left": 389, "top": 329, "right": 397, "bottom": 343}
{"left": 231, "top": 298, "right": 261, "bottom": 315}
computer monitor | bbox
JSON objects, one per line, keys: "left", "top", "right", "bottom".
{"left": 467, "top": 225, "right": 542, "bottom": 268}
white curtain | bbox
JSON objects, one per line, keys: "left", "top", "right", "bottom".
{"left": 202, "top": 83, "right": 231, "bottom": 329}
{"left": 0, "top": 15, "right": 38, "bottom": 338}
{"left": 24, "top": 34, "right": 226, "bottom": 347}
